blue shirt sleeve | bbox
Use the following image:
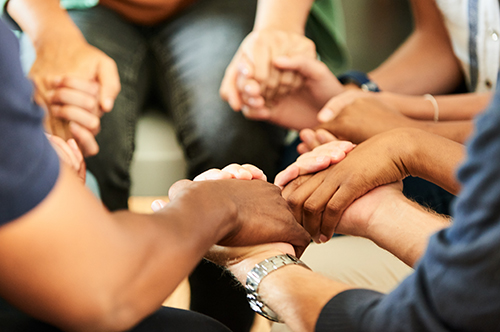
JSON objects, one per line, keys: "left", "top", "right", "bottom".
{"left": 316, "top": 80, "right": 500, "bottom": 331}
{"left": 0, "top": 21, "right": 60, "bottom": 225}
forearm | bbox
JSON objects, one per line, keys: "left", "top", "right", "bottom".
{"left": 366, "top": 193, "right": 451, "bottom": 267}
{"left": 0, "top": 166, "right": 232, "bottom": 331}
{"left": 254, "top": 0, "right": 314, "bottom": 33}
{"left": 7, "top": 0, "right": 85, "bottom": 49}
{"left": 231, "top": 251, "right": 352, "bottom": 332}
{"left": 369, "top": 0, "right": 463, "bottom": 95}
{"left": 385, "top": 92, "right": 492, "bottom": 121}
{"left": 414, "top": 120, "right": 473, "bottom": 144}
{"left": 401, "top": 128, "right": 465, "bottom": 194}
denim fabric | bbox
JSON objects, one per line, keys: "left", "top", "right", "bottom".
{"left": 66, "top": 1, "right": 286, "bottom": 211}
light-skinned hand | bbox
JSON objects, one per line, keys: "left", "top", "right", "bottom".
{"left": 46, "top": 134, "right": 86, "bottom": 182}
{"left": 220, "top": 30, "right": 317, "bottom": 113}
{"left": 275, "top": 140, "right": 355, "bottom": 189}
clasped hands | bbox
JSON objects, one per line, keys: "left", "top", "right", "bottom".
{"left": 153, "top": 134, "right": 407, "bottom": 281}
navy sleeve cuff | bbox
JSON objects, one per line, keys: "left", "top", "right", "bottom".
{"left": 315, "top": 289, "right": 384, "bottom": 332}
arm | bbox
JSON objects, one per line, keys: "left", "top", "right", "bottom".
{"left": 369, "top": 0, "right": 463, "bottom": 94}
{"left": 220, "top": 0, "right": 317, "bottom": 110}
{"left": 217, "top": 186, "right": 449, "bottom": 332}
{"left": 282, "top": 128, "right": 463, "bottom": 242}
{"left": 0, "top": 165, "right": 310, "bottom": 331}
{"left": 7, "top": 0, "right": 120, "bottom": 153}
{"left": 317, "top": 90, "right": 492, "bottom": 123}
{"left": 318, "top": 97, "right": 473, "bottom": 144}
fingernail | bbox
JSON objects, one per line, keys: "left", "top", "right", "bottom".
{"left": 318, "top": 108, "right": 334, "bottom": 122}
{"left": 151, "top": 200, "right": 164, "bottom": 212}
{"left": 248, "top": 97, "right": 258, "bottom": 106}
{"left": 238, "top": 65, "right": 249, "bottom": 76}
{"left": 244, "top": 85, "right": 253, "bottom": 93}
{"left": 102, "top": 98, "right": 114, "bottom": 111}
{"left": 319, "top": 234, "right": 329, "bottom": 243}
{"left": 316, "top": 156, "right": 327, "bottom": 163}
{"left": 275, "top": 56, "right": 289, "bottom": 63}
{"left": 52, "top": 76, "right": 63, "bottom": 86}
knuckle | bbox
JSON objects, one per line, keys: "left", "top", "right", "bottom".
{"left": 303, "top": 200, "right": 321, "bottom": 216}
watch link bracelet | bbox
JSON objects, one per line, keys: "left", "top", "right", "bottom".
{"left": 245, "top": 254, "right": 311, "bottom": 323}
{"left": 338, "top": 70, "right": 381, "bottom": 92}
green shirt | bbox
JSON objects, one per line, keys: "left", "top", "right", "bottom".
{"left": 1, "top": 0, "right": 348, "bottom": 73}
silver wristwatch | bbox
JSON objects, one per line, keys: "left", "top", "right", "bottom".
{"left": 245, "top": 254, "right": 310, "bottom": 323}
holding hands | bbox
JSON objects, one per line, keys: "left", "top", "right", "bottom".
{"left": 221, "top": 30, "right": 347, "bottom": 130}
{"left": 31, "top": 35, "right": 120, "bottom": 157}
{"left": 154, "top": 164, "right": 311, "bottom": 257}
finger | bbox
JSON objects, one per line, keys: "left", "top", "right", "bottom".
{"left": 151, "top": 199, "right": 169, "bottom": 212}
{"left": 96, "top": 58, "right": 121, "bottom": 112}
{"left": 237, "top": 75, "right": 265, "bottom": 109}
{"left": 193, "top": 169, "right": 234, "bottom": 181}
{"left": 274, "top": 55, "right": 327, "bottom": 81}
{"left": 67, "top": 138, "right": 86, "bottom": 181}
{"left": 52, "top": 76, "right": 100, "bottom": 97}
{"left": 282, "top": 173, "right": 320, "bottom": 224}
{"left": 221, "top": 164, "right": 253, "bottom": 180}
{"left": 50, "top": 87, "right": 99, "bottom": 113}
{"left": 274, "top": 165, "right": 300, "bottom": 189}
{"left": 49, "top": 135, "right": 79, "bottom": 170}
{"left": 263, "top": 66, "right": 281, "bottom": 102}
{"left": 276, "top": 70, "right": 296, "bottom": 96}
{"left": 294, "top": 155, "right": 332, "bottom": 174}
{"left": 299, "top": 128, "right": 322, "bottom": 151}
{"left": 221, "top": 63, "right": 243, "bottom": 111}
{"left": 168, "top": 179, "right": 193, "bottom": 200}
{"left": 301, "top": 178, "right": 344, "bottom": 242}
{"left": 241, "top": 164, "right": 267, "bottom": 181}
{"left": 290, "top": 74, "right": 304, "bottom": 92}
{"left": 51, "top": 105, "right": 100, "bottom": 135}
{"left": 320, "top": 184, "right": 359, "bottom": 240}
{"left": 241, "top": 104, "right": 272, "bottom": 121}
{"left": 297, "top": 142, "right": 313, "bottom": 154}
{"left": 251, "top": 39, "right": 271, "bottom": 88}
{"left": 315, "top": 129, "right": 338, "bottom": 144}
{"left": 69, "top": 121, "right": 100, "bottom": 157}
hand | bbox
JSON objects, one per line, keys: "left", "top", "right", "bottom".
{"left": 31, "top": 38, "right": 120, "bottom": 111}
{"left": 316, "top": 89, "right": 377, "bottom": 123}
{"left": 275, "top": 140, "right": 355, "bottom": 188}
{"left": 206, "top": 242, "right": 295, "bottom": 283}
{"left": 168, "top": 178, "right": 311, "bottom": 256}
{"left": 30, "top": 38, "right": 120, "bottom": 155}
{"left": 193, "top": 163, "right": 267, "bottom": 182}
{"left": 281, "top": 129, "right": 414, "bottom": 242}
{"left": 297, "top": 128, "right": 338, "bottom": 154}
{"left": 317, "top": 97, "right": 415, "bottom": 144}
{"left": 46, "top": 134, "right": 86, "bottom": 182}
{"left": 43, "top": 76, "right": 102, "bottom": 156}
{"left": 233, "top": 55, "right": 345, "bottom": 130}
{"left": 220, "top": 30, "right": 317, "bottom": 112}
{"left": 336, "top": 181, "right": 404, "bottom": 238}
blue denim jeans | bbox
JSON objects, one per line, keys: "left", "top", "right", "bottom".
{"left": 66, "top": 0, "right": 287, "bottom": 211}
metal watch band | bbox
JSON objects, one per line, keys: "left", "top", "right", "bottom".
{"left": 245, "top": 254, "right": 310, "bottom": 323}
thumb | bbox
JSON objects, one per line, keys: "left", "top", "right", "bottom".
{"left": 168, "top": 179, "right": 193, "bottom": 200}
{"left": 274, "top": 55, "right": 326, "bottom": 80}
{"left": 96, "top": 58, "right": 121, "bottom": 112}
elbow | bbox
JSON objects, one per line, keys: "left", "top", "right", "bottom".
{"left": 53, "top": 294, "right": 149, "bottom": 332}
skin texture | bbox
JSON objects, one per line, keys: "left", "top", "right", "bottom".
{"left": 220, "top": 0, "right": 317, "bottom": 113}
{"left": 0, "top": 163, "right": 310, "bottom": 331}
{"left": 209, "top": 182, "right": 450, "bottom": 332}
{"left": 281, "top": 128, "right": 463, "bottom": 242}
{"left": 8, "top": 0, "right": 120, "bottom": 156}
